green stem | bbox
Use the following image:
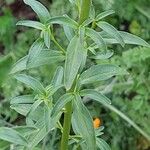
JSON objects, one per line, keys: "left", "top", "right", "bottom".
{"left": 51, "top": 34, "right": 66, "bottom": 54}
{"left": 60, "top": 101, "right": 73, "bottom": 150}
{"left": 79, "top": 0, "right": 91, "bottom": 25}
{"left": 60, "top": 1, "right": 91, "bottom": 150}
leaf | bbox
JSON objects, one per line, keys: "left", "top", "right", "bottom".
{"left": 97, "top": 21, "right": 125, "bottom": 47}
{"left": 0, "top": 127, "right": 28, "bottom": 146}
{"left": 10, "top": 56, "right": 27, "bottom": 74}
{"left": 10, "top": 104, "right": 32, "bottom": 116}
{"left": 90, "top": 50, "right": 114, "bottom": 60}
{"left": 86, "top": 28, "right": 107, "bottom": 51}
{"left": 28, "top": 113, "right": 61, "bottom": 149}
{"left": 80, "top": 89, "right": 111, "bottom": 105}
{"left": 27, "top": 99, "right": 43, "bottom": 117}
{"left": 23, "top": 0, "right": 50, "bottom": 23}
{"left": 96, "top": 138, "right": 111, "bottom": 150}
{"left": 44, "top": 106, "right": 52, "bottom": 131}
{"left": 47, "top": 15, "right": 78, "bottom": 29}
{"left": 16, "top": 20, "right": 44, "bottom": 30}
{"left": 72, "top": 94, "right": 96, "bottom": 150}
{"left": 15, "top": 74, "right": 45, "bottom": 94}
{"left": 10, "top": 95, "right": 35, "bottom": 105}
{"left": 28, "top": 50, "right": 65, "bottom": 68}
{"left": 63, "top": 25, "right": 74, "bottom": 41}
{"left": 51, "top": 66, "right": 63, "bottom": 87}
{"left": 79, "top": 64, "right": 128, "bottom": 85}
{"left": 13, "top": 126, "right": 38, "bottom": 137}
{"left": 43, "top": 28, "right": 51, "bottom": 48}
{"left": 27, "top": 38, "right": 44, "bottom": 68}
{"left": 119, "top": 31, "right": 150, "bottom": 47}
{"left": 81, "top": 18, "right": 94, "bottom": 27}
{"left": 51, "top": 93, "right": 73, "bottom": 117}
{"left": 96, "top": 10, "right": 115, "bottom": 21}
{"left": 10, "top": 50, "right": 65, "bottom": 74}
{"left": 64, "top": 35, "right": 84, "bottom": 90}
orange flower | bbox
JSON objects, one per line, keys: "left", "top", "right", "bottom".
{"left": 93, "top": 118, "right": 101, "bottom": 128}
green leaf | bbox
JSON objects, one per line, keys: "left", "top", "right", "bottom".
{"left": 15, "top": 74, "right": 45, "bottom": 94}
{"left": 28, "top": 113, "right": 61, "bottom": 149}
{"left": 16, "top": 20, "right": 44, "bottom": 30}
{"left": 81, "top": 18, "right": 94, "bottom": 27}
{"left": 96, "top": 138, "right": 111, "bottom": 150}
{"left": 47, "top": 15, "right": 78, "bottom": 29}
{"left": 90, "top": 50, "right": 114, "bottom": 60}
{"left": 27, "top": 38, "right": 44, "bottom": 68}
{"left": 80, "top": 89, "right": 111, "bottom": 105}
{"left": 97, "top": 21, "right": 125, "bottom": 47}
{"left": 0, "top": 127, "right": 28, "bottom": 146}
{"left": 13, "top": 126, "right": 38, "bottom": 137}
{"left": 10, "top": 56, "right": 27, "bottom": 74}
{"left": 96, "top": 10, "right": 115, "bottom": 21}
{"left": 119, "top": 31, "right": 150, "bottom": 47}
{"left": 86, "top": 28, "right": 107, "bottom": 51}
{"left": 23, "top": 0, "right": 50, "bottom": 23}
{"left": 79, "top": 64, "right": 128, "bottom": 85}
{"left": 51, "top": 66, "right": 63, "bottom": 87}
{"left": 28, "top": 50, "right": 65, "bottom": 68}
{"left": 51, "top": 93, "right": 73, "bottom": 117}
{"left": 43, "top": 28, "right": 51, "bottom": 48}
{"left": 10, "top": 50, "right": 65, "bottom": 74}
{"left": 72, "top": 94, "right": 96, "bottom": 150}
{"left": 10, "top": 95, "right": 35, "bottom": 105}
{"left": 10, "top": 104, "right": 32, "bottom": 116}
{"left": 64, "top": 35, "right": 84, "bottom": 90}
{"left": 44, "top": 106, "right": 52, "bottom": 131}
{"left": 27, "top": 99, "right": 43, "bottom": 117}
{"left": 63, "top": 25, "right": 74, "bottom": 41}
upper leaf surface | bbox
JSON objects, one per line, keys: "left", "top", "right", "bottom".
{"left": 24, "top": 0, "right": 50, "bottom": 23}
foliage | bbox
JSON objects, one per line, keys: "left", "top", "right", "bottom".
{"left": 0, "top": 0, "right": 150, "bottom": 150}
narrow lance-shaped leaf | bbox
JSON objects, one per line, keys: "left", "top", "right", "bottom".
{"left": 72, "top": 94, "right": 96, "bottom": 150}
{"left": 0, "top": 127, "right": 28, "bottom": 146}
{"left": 64, "top": 35, "right": 83, "bottom": 90}
{"left": 44, "top": 105, "right": 52, "bottom": 131}
{"left": 63, "top": 25, "right": 74, "bottom": 41}
{"left": 43, "top": 27, "right": 51, "bottom": 48}
{"left": 96, "top": 138, "right": 111, "bottom": 150}
{"left": 86, "top": 28, "right": 107, "bottom": 51}
{"left": 51, "top": 66, "right": 63, "bottom": 87}
{"left": 13, "top": 126, "right": 38, "bottom": 137}
{"left": 27, "top": 38, "right": 44, "bottom": 68}
{"left": 90, "top": 50, "right": 114, "bottom": 60}
{"left": 80, "top": 89, "right": 111, "bottom": 105}
{"left": 97, "top": 21, "right": 125, "bottom": 47}
{"left": 51, "top": 93, "right": 73, "bottom": 117}
{"left": 47, "top": 15, "right": 78, "bottom": 29}
{"left": 96, "top": 10, "right": 115, "bottom": 21}
{"left": 79, "top": 64, "right": 128, "bottom": 85}
{"left": 23, "top": 0, "right": 50, "bottom": 23}
{"left": 16, "top": 20, "right": 45, "bottom": 30}
{"left": 10, "top": 95, "right": 35, "bottom": 105}
{"left": 15, "top": 74, "right": 45, "bottom": 94}
{"left": 119, "top": 31, "right": 150, "bottom": 47}
{"left": 27, "top": 99, "right": 43, "bottom": 117}
{"left": 10, "top": 56, "right": 27, "bottom": 74}
{"left": 10, "top": 50, "right": 65, "bottom": 74}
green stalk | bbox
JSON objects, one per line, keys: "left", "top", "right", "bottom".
{"left": 60, "top": 101, "right": 73, "bottom": 150}
{"left": 79, "top": 0, "right": 91, "bottom": 25}
{"left": 60, "top": 1, "right": 91, "bottom": 149}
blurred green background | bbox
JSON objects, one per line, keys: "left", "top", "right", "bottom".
{"left": 0, "top": 0, "right": 150, "bottom": 150}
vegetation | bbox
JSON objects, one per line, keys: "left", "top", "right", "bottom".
{"left": 0, "top": 0, "right": 150, "bottom": 150}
